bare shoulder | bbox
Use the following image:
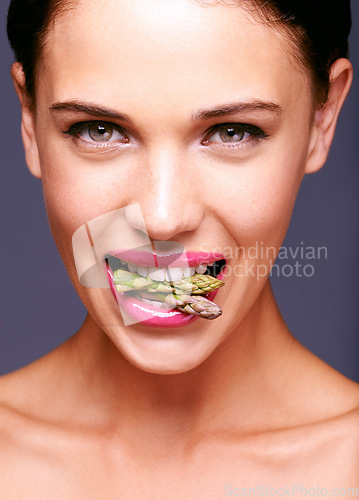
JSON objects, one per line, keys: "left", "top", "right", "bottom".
{"left": 219, "top": 342, "right": 359, "bottom": 485}
{"left": 289, "top": 341, "right": 359, "bottom": 435}
{"left": 279, "top": 402, "right": 359, "bottom": 486}
{"left": 274, "top": 347, "right": 359, "bottom": 484}
{"left": 0, "top": 344, "right": 62, "bottom": 415}
{"left": 0, "top": 354, "right": 58, "bottom": 446}
{"left": 286, "top": 339, "right": 359, "bottom": 419}
{"left": 0, "top": 338, "right": 78, "bottom": 447}
{"left": 0, "top": 363, "right": 53, "bottom": 493}
{"left": 0, "top": 347, "right": 95, "bottom": 497}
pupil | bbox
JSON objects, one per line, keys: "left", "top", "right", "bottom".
{"left": 89, "top": 123, "right": 113, "bottom": 141}
{"left": 219, "top": 126, "right": 244, "bottom": 142}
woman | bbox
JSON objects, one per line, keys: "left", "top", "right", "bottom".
{"left": 1, "top": 0, "right": 358, "bottom": 496}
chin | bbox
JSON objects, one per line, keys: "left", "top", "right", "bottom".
{"left": 120, "top": 337, "right": 213, "bottom": 375}
{"left": 106, "top": 317, "right": 221, "bottom": 375}
{"left": 81, "top": 284, "right": 228, "bottom": 375}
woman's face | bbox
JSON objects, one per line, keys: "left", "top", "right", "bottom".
{"left": 28, "top": 0, "right": 316, "bottom": 373}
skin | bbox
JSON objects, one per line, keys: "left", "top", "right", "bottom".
{"left": 0, "top": 0, "right": 358, "bottom": 496}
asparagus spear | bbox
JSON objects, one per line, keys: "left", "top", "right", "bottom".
{"left": 164, "top": 293, "right": 222, "bottom": 320}
{"left": 112, "top": 268, "right": 224, "bottom": 319}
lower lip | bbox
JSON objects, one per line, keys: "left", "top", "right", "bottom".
{"left": 106, "top": 264, "right": 225, "bottom": 328}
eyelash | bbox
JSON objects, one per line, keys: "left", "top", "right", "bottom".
{"left": 64, "top": 121, "right": 129, "bottom": 146}
{"left": 203, "top": 123, "right": 268, "bottom": 148}
{"left": 63, "top": 120, "right": 268, "bottom": 149}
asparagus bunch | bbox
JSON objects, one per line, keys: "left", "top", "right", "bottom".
{"left": 113, "top": 269, "right": 224, "bottom": 319}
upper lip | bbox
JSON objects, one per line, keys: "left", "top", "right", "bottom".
{"left": 105, "top": 249, "right": 225, "bottom": 268}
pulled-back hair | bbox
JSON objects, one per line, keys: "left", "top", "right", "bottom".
{"left": 7, "top": 0, "right": 74, "bottom": 98}
{"left": 7, "top": 0, "right": 352, "bottom": 106}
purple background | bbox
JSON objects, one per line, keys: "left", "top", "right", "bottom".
{"left": 0, "top": 2, "right": 358, "bottom": 381}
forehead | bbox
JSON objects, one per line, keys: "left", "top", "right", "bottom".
{"left": 40, "top": 0, "right": 309, "bottom": 115}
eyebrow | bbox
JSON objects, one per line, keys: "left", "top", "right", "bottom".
{"left": 192, "top": 100, "right": 282, "bottom": 121}
{"left": 49, "top": 99, "right": 282, "bottom": 122}
{"left": 49, "top": 101, "right": 132, "bottom": 122}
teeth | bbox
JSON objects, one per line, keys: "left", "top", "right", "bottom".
{"left": 118, "top": 260, "right": 214, "bottom": 280}
{"left": 136, "top": 266, "right": 148, "bottom": 277}
{"left": 195, "top": 264, "right": 207, "bottom": 274}
{"left": 148, "top": 267, "right": 166, "bottom": 281}
{"left": 183, "top": 267, "right": 196, "bottom": 277}
{"left": 165, "top": 267, "right": 183, "bottom": 282}
{"left": 135, "top": 265, "right": 197, "bottom": 281}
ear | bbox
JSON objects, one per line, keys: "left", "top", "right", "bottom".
{"left": 11, "top": 63, "right": 42, "bottom": 179}
{"left": 305, "top": 58, "right": 353, "bottom": 174}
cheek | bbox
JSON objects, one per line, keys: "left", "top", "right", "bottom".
{"left": 36, "top": 153, "right": 102, "bottom": 275}
{"left": 209, "top": 153, "right": 305, "bottom": 250}
{"left": 37, "top": 140, "right": 120, "bottom": 236}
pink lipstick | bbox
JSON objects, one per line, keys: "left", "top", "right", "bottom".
{"left": 105, "top": 250, "right": 226, "bottom": 328}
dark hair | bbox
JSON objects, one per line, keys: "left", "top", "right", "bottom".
{"left": 7, "top": 0, "right": 74, "bottom": 99}
{"left": 240, "top": 0, "right": 352, "bottom": 106}
{"left": 7, "top": 0, "right": 352, "bottom": 106}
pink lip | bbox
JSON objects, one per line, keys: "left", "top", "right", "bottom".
{"left": 105, "top": 254, "right": 226, "bottom": 328}
{"left": 106, "top": 250, "right": 225, "bottom": 268}
{"left": 106, "top": 264, "right": 196, "bottom": 327}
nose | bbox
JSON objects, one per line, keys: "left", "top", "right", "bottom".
{"left": 125, "top": 146, "right": 204, "bottom": 241}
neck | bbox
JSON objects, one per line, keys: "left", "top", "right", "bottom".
{"left": 67, "top": 282, "right": 296, "bottom": 448}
